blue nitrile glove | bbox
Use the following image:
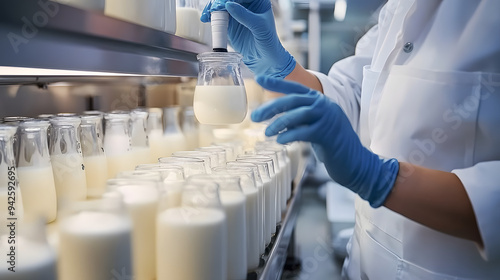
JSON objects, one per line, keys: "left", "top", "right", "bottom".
{"left": 251, "top": 76, "right": 400, "bottom": 207}
{"left": 200, "top": 0, "right": 296, "bottom": 78}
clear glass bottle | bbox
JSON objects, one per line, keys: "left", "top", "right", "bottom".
{"left": 162, "top": 106, "right": 187, "bottom": 157}
{"left": 83, "top": 110, "right": 105, "bottom": 148}
{"left": 130, "top": 109, "right": 151, "bottom": 167}
{"left": 49, "top": 117, "right": 87, "bottom": 206}
{"left": 17, "top": 120, "right": 57, "bottom": 223}
{"left": 104, "top": 111, "right": 135, "bottom": 179}
{"left": 147, "top": 108, "right": 165, "bottom": 163}
{"left": 81, "top": 115, "right": 108, "bottom": 198}
{"left": 194, "top": 52, "right": 248, "bottom": 125}
{"left": 181, "top": 106, "right": 199, "bottom": 150}
{"left": 0, "top": 125, "right": 24, "bottom": 223}
{"left": 157, "top": 179, "right": 227, "bottom": 280}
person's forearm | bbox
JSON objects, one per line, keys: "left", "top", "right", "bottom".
{"left": 285, "top": 63, "right": 324, "bottom": 93}
{"left": 384, "top": 162, "right": 483, "bottom": 245}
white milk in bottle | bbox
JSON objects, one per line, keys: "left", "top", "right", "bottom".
{"left": 18, "top": 166, "right": 57, "bottom": 223}
{"left": 219, "top": 191, "right": 247, "bottom": 279}
{"left": 83, "top": 155, "right": 108, "bottom": 198}
{"left": 51, "top": 153, "right": 87, "bottom": 204}
{"left": 110, "top": 183, "right": 159, "bottom": 280}
{"left": 148, "top": 129, "right": 167, "bottom": 163}
{"left": 58, "top": 211, "right": 132, "bottom": 280}
{"left": 157, "top": 207, "right": 227, "bottom": 280}
{"left": 193, "top": 85, "right": 247, "bottom": 125}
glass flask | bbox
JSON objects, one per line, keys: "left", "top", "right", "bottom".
{"left": 162, "top": 106, "right": 187, "bottom": 157}
{"left": 0, "top": 125, "right": 24, "bottom": 223}
{"left": 17, "top": 120, "right": 57, "bottom": 223}
{"left": 172, "top": 150, "right": 215, "bottom": 170}
{"left": 0, "top": 219, "right": 57, "bottom": 279}
{"left": 181, "top": 106, "right": 199, "bottom": 150}
{"left": 157, "top": 179, "right": 227, "bottom": 280}
{"left": 81, "top": 115, "right": 108, "bottom": 198}
{"left": 49, "top": 117, "right": 87, "bottom": 206}
{"left": 130, "top": 109, "right": 151, "bottom": 167}
{"left": 104, "top": 111, "right": 135, "bottom": 178}
{"left": 58, "top": 195, "right": 132, "bottom": 280}
{"left": 194, "top": 52, "right": 248, "bottom": 125}
{"left": 2, "top": 116, "right": 34, "bottom": 165}
{"left": 147, "top": 108, "right": 165, "bottom": 163}
{"left": 159, "top": 156, "right": 209, "bottom": 176}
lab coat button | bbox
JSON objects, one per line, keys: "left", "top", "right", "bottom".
{"left": 403, "top": 42, "right": 413, "bottom": 53}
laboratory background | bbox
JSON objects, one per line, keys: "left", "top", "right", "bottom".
{"left": 0, "top": 0, "right": 421, "bottom": 279}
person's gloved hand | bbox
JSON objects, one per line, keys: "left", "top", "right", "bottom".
{"left": 200, "top": 0, "right": 296, "bottom": 78}
{"left": 251, "top": 76, "right": 399, "bottom": 207}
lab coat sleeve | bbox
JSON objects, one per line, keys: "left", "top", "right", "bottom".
{"left": 452, "top": 161, "right": 500, "bottom": 262}
{"left": 308, "top": 23, "right": 379, "bottom": 132}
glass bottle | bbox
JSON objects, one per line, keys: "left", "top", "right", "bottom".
{"left": 0, "top": 125, "right": 24, "bottom": 223}
{"left": 17, "top": 120, "right": 57, "bottom": 223}
{"left": 49, "top": 117, "right": 87, "bottom": 206}
{"left": 58, "top": 195, "right": 132, "bottom": 280}
{"left": 157, "top": 179, "right": 227, "bottom": 280}
{"left": 147, "top": 108, "right": 165, "bottom": 163}
{"left": 83, "top": 110, "right": 105, "bottom": 148}
{"left": 2, "top": 116, "right": 34, "bottom": 166}
{"left": 104, "top": 111, "right": 134, "bottom": 178}
{"left": 181, "top": 106, "right": 199, "bottom": 150}
{"left": 130, "top": 109, "right": 151, "bottom": 167}
{"left": 189, "top": 174, "right": 247, "bottom": 279}
{"left": 106, "top": 179, "right": 160, "bottom": 280}
{"left": 162, "top": 106, "right": 187, "bottom": 157}
{"left": 194, "top": 52, "right": 248, "bottom": 125}
{"left": 81, "top": 115, "right": 108, "bottom": 198}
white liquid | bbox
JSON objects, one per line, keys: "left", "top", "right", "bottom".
{"left": 84, "top": 155, "right": 108, "bottom": 198}
{"left": 114, "top": 185, "right": 159, "bottom": 280}
{"left": 176, "top": 7, "right": 202, "bottom": 41}
{"left": 268, "top": 173, "right": 279, "bottom": 233}
{"left": 241, "top": 187, "right": 260, "bottom": 270}
{"left": 51, "top": 154, "right": 87, "bottom": 205}
{"left": 286, "top": 143, "right": 300, "bottom": 182}
{"left": 194, "top": 85, "right": 248, "bottom": 125}
{"left": 58, "top": 211, "right": 132, "bottom": 280}
{"left": 220, "top": 192, "right": 247, "bottom": 279}
{"left": 262, "top": 179, "right": 273, "bottom": 245}
{"left": 149, "top": 130, "right": 167, "bottom": 163}
{"left": 256, "top": 181, "right": 265, "bottom": 255}
{"left": 0, "top": 235, "right": 57, "bottom": 280}
{"left": 107, "top": 152, "right": 136, "bottom": 179}
{"left": 18, "top": 166, "right": 57, "bottom": 223}
{"left": 157, "top": 207, "right": 227, "bottom": 280}
{"left": 130, "top": 146, "right": 151, "bottom": 167}
{"left": 162, "top": 133, "right": 187, "bottom": 158}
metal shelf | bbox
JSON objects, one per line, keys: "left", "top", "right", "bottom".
{"left": 0, "top": 0, "right": 211, "bottom": 84}
{"left": 250, "top": 160, "right": 307, "bottom": 280}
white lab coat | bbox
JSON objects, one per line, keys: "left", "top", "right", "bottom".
{"left": 311, "top": 0, "right": 500, "bottom": 279}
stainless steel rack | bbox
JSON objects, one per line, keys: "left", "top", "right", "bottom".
{"left": 0, "top": 0, "right": 210, "bottom": 85}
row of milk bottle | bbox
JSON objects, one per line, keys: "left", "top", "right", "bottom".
{"left": 0, "top": 110, "right": 303, "bottom": 280}
{"left": 53, "top": 0, "right": 211, "bottom": 45}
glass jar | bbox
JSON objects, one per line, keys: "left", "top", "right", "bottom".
{"left": 194, "top": 52, "right": 248, "bottom": 125}
{"left": 147, "top": 108, "right": 164, "bottom": 163}
{"left": 181, "top": 106, "right": 199, "bottom": 150}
